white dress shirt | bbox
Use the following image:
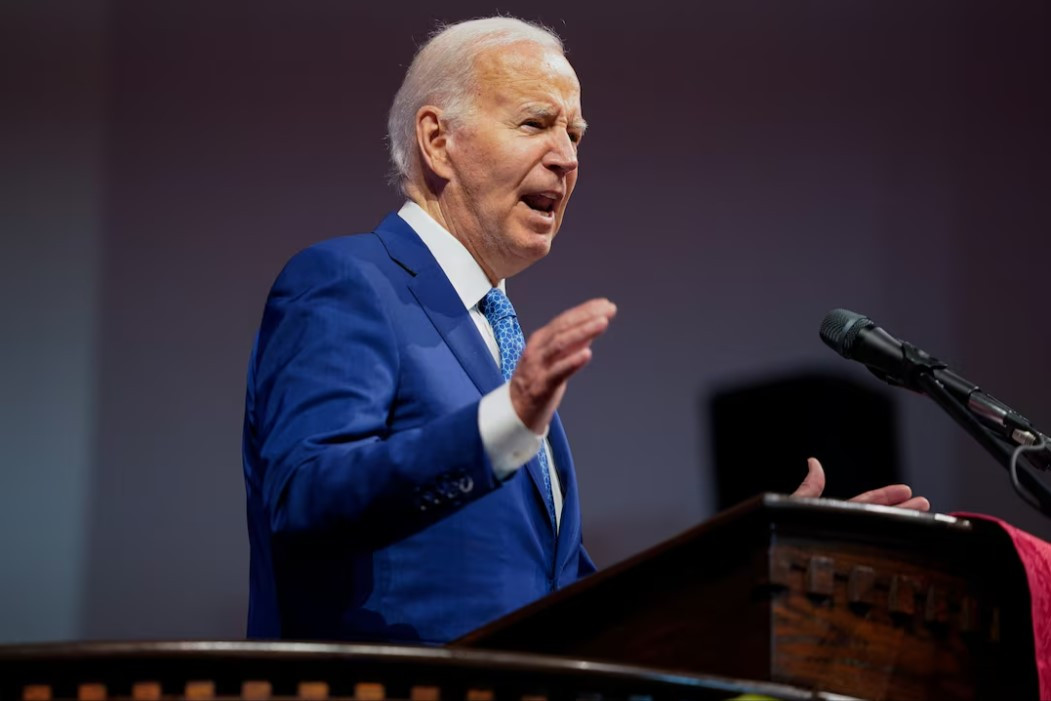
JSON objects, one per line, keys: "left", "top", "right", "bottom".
{"left": 398, "top": 201, "right": 563, "bottom": 530}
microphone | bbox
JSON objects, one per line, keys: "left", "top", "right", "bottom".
{"left": 820, "top": 308, "right": 1039, "bottom": 446}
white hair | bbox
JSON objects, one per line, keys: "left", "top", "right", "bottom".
{"left": 386, "top": 17, "right": 564, "bottom": 190}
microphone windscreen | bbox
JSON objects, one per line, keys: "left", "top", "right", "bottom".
{"left": 819, "top": 308, "right": 871, "bottom": 358}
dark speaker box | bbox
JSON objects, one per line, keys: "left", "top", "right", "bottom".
{"left": 709, "top": 373, "right": 900, "bottom": 510}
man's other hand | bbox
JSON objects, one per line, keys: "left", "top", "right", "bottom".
{"left": 510, "top": 298, "right": 617, "bottom": 434}
{"left": 792, "top": 457, "right": 931, "bottom": 511}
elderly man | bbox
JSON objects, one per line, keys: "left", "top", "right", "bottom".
{"left": 242, "top": 16, "right": 927, "bottom": 645}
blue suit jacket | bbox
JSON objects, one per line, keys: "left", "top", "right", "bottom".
{"left": 242, "top": 212, "right": 595, "bottom": 644}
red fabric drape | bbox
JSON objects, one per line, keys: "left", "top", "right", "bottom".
{"left": 954, "top": 512, "right": 1051, "bottom": 698}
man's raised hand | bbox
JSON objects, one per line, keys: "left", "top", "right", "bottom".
{"left": 510, "top": 298, "right": 616, "bottom": 433}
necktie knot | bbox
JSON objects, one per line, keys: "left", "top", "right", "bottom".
{"left": 479, "top": 288, "right": 516, "bottom": 325}
{"left": 479, "top": 288, "right": 525, "bottom": 381}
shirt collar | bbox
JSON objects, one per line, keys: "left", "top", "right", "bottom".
{"left": 398, "top": 200, "right": 505, "bottom": 309}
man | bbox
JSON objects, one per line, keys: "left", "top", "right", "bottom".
{"left": 242, "top": 17, "right": 927, "bottom": 645}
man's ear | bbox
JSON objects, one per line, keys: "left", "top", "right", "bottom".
{"left": 415, "top": 105, "right": 454, "bottom": 182}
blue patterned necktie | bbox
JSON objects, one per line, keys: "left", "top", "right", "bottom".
{"left": 479, "top": 288, "right": 557, "bottom": 527}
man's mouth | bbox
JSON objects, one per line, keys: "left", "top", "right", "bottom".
{"left": 520, "top": 193, "right": 560, "bottom": 215}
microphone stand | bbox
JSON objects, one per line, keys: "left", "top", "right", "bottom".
{"left": 913, "top": 370, "right": 1051, "bottom": 518}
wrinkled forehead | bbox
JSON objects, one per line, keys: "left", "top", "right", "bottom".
{"left": 470, "top": 42, "right": 582, "bottom": 110}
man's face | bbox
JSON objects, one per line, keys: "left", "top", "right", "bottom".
{"left": 439, "top": 42, "right": 584, "bottom": 281}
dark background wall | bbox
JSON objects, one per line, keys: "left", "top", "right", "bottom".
{"left": 2, "top": 0, "right": 1048, "bottom": 642}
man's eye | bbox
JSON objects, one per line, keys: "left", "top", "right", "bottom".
{"left": 522, "top": 120, "right": 544, "bottom": 129}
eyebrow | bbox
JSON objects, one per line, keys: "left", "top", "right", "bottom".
{"left": 520, "top": 104, "right": 589, "bottom": 135}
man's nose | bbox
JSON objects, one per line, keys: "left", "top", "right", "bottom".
{"left": 543, "top": 130, "right": 578, "bottom": 175}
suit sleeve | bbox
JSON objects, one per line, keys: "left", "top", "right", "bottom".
{"left": 248, "top": 245, "right": 500, "bottom": 540}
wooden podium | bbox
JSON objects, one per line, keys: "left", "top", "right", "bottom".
{"left": 455, "top": 494, "right": 1039, "bottom": 700}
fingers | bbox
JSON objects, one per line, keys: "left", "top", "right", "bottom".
{"left": 526, "top": 299, "right": 615, "bottom": 369}
{"left": 791, "top": 457, "right": 826, "bottom": 498}
{"left": 896, "top": 496, "right": 931, "bottom": 512}
{"left": 848, "top": 484, "right": 931, "bottom": 512}
{"left": 545, "top": 346, "right": 594, "bottom": 386}
{"left": 537, "top": 298, "right": 618, "bottom": 339}
{"left": 528, "top": 299, "right": 616, "bottom": 365}
{"left": 538, "top": 314, "right": 611, "bottom": 362}
{"left": 793, "top": 459, "right": 932, "bottom": 512}
{"left": 848, "top": 484, "right": 913, "bottom": 506}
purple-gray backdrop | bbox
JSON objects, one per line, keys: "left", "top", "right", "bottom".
{"left": 2, "top": 0, "right": 1049, "bottom": 642}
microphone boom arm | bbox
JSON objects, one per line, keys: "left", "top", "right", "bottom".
{"left": 914, "top": 370, "right": 1051, "bottom": 515}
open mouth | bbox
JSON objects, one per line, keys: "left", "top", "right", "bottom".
{"left": 520, "top": 193, "right": 559, "bottom": 216}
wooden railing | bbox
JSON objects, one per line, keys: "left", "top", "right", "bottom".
{"left": 0, "top": 640, "right": 845, "bottom": 701}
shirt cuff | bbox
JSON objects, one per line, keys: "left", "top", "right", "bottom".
{"left": 479, "top": 382, "right": 547, "bottom": 481}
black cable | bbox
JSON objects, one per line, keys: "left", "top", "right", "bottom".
{"left": 1010, "top": 433, "right": 1049, "bottom": 513}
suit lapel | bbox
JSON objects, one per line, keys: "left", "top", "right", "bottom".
{"left": 408, "top": 270, "right": 504, "bottom": 395}
{"left": 374, "top": 213, "right": 503, "bottom": 395}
